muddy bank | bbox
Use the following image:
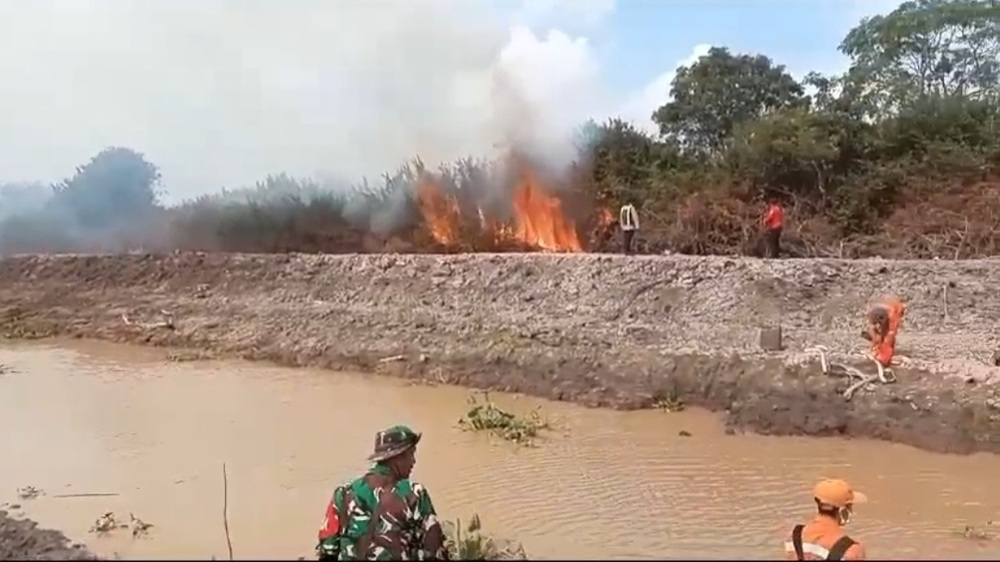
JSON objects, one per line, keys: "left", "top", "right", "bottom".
{"left": 0, "top": 510, "right": 95, "bottom": 560}
{"left": 1, "top": 252, "right": 999, "bottom": 454}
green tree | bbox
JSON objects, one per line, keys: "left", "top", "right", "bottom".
{"left": 50, "top": 146, "right": 162, "bottom": 231}
{"left": 878, "top": 94, "right": 1000, "bottom": 170}
{"left": 841, "top": 0, "right": 1000, "bottom": 113}
{"left": 652, "top": 47, "right": 807, "bottom": 157}
{"left": 727, "top": 107, "right": 840, "bottom": 201}
{"left": 584, "top": 118, "right": 665, "bottom": 203}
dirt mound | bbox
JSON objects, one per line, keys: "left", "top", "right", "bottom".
{"left": 0, "top": 511, "right": 95, "bottom": 560}
{"left": 1, "top": 252, "right": 999, "bottom": 454}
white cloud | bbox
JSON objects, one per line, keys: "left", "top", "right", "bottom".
{"left": 0, "top": 0, "right": 609, "bottom": 201}
{"left": 616, "top": 44, "right": 712, "bottom": 136}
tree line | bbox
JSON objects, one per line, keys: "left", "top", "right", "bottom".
{"left": 587, "top": 0, "right": 1000, "bottom": 258}
{"left": 2, "top": 0, "right": 998, "bottom": 258}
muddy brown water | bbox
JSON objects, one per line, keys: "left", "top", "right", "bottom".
{"left": 0, "top": 342, "right": 998, "bottom": 560}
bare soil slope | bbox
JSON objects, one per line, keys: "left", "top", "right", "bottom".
{"left": 1, "top": 252, "right": 999, "bottom": 454}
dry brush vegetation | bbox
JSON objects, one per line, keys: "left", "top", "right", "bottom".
{"left": 1, "top": 0, "right": 998, "bottom": 260}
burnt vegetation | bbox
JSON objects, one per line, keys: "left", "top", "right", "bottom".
{"left": 1, "top": 0, "right": 999, "bottom": 259}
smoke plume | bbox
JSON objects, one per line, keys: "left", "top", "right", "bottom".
{"left": 0, "top": 0, "right": 608, "bottom": 199}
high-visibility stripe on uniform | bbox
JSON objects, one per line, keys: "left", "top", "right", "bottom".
{"left": 619, "top": 205, "right": 639, "bottom": 231}
{"left": 784, "top": 540, "right": 832, "bottom": 559}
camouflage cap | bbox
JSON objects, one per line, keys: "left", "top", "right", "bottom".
{"left": 368, "top": 424, "right": 422, "bottom": 462}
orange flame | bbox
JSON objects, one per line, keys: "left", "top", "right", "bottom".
{"left": 415, "top": 178, "right": 460, "bottom": 246}
{"left": 413, "top": 167, "right": 582, "bottom": 252}
{"left": 511, "top": 170, "right": 582, "bottom": 252}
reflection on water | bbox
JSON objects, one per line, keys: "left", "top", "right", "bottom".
{"left": 0, "top": 340, "right": 998, "bottom": 560}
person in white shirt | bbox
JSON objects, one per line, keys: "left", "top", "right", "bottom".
{"left": 619, "top": 203, "right": 639, "bottom": 254}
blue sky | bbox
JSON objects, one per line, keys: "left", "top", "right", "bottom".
{"left": 600, "top": 1, "right": 873, "bottom": 94}
{"left": 0, "top": 0, "right": 903, "bottom": 197}
{"left": 504, "top": 0, "right": 902, "bottom": 134}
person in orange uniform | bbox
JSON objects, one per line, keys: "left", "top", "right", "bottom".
{"left": 784, "top": 479, "right": 868, "bottom": 560}
{"left": 763, "top": 198, "right": 784, "bottom": 258}
{"left": 863, "top": 295, "right": 906, "bottom": 367}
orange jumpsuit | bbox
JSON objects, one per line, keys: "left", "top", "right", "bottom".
{"left": 865, "top": 296, "right": 905, "bottom": 367}
{"left": 784, "top": 516, "right": 867, "bottom": 560}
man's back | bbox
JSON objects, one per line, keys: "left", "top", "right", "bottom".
{"left": 867, "top": 296, "right": 905, "bottom": 366}
{"left": 619, "top": 204, "right": 639, "bottom": 231}
{"left": 784, "top": 516, "right": 866, "bottom": 560}
{"left": 764, "top": 203, "right": 784, "bottom": 230}
{"left": 319, "top": 466, "right": 446, "bottom": 561}
{"left": 360, "top": 470, "right": 444, "bottom": 560}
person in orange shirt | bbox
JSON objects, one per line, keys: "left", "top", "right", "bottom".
{"left": 863, "top": 295, "right": 905, "bottom": 367}
{"left": 784, "top": 479, "right": 868, "bottom": 560}
{"left": 763, "top": 198, "right": 784, "bottom": 258}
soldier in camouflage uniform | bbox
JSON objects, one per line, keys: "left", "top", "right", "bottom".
{"left": 317, "top": 425, "right": 449, "bottom": 561}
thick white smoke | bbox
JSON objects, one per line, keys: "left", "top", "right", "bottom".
{"left": 0, "top": 0, "right": 610, "bottom": 201}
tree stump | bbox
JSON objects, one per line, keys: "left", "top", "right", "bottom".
{"left": 759, "top": 325, "right": 783, "bottom": 351}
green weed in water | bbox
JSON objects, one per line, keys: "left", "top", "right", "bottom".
{"left": 960, "top": 520, "right": 996, "bottom": 541}
{"left": 444, "top": 514, "right": 527, "bottom": 560}
{"left": 457, "top": 392, "right": 549, "bottom": 445}
{"left": 651, "top": 388, "right": 685, "bottom": 412}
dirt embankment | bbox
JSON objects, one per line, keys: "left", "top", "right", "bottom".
{"left": 0, "top": 510, "right": 95, "bottom": 560}
{"left": 1, "top": 252, "right": 1000, "bottom": 454}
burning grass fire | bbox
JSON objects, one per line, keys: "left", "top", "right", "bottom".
{"left": 413, "top": 163, "right": 610, "bottom": 253}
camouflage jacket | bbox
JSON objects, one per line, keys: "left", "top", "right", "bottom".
{"left": 317, "top": 464, "right": 448, "bottom": 561}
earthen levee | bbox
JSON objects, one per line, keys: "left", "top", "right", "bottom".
{"left": 1, "top": 252, "right": 998, "bottom": 454}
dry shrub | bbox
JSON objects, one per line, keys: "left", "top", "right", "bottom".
{"left": 880, "top": 182, "right": 1000, "bottom": 259}
{"left": 156, "top": 176, "right": 1000, "bottom": 258}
